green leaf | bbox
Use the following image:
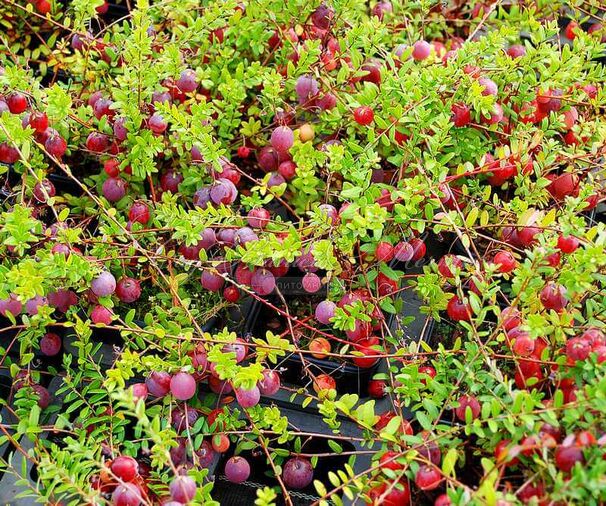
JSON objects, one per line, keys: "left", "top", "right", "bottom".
{"left": 442, "top": 448, "right": 458, "bottom": 477}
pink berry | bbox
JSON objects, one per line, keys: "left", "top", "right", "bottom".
{"left": 224, "top": 456, "right": 251, "bottom": 483}
{"left": 28, "top": 112, "right": 48, "bottom": 133}
{"left": 169, "top": 475, "right": 197, "bottom": 503}
{"left": 479, "top": 77, "right": 498, "bottom": 96}
{"left": 295, "top": 75, "right": 319, "bottom": 103}
{"left": 437, "top": 255, "right": 463, "bottom": 278}
{"left": 47, "top": 289, "right": 78, "bottom": 313}
{"left": 483, "top": 103, "right": 504, "bottom": 124}
{"left": 258, "top": 369, "right": 281, "bottom": 396}
{"left": 111, "top": 456, "right": 139, "bottom": 482}
{"left": 506, "top": 44, "right": 526, "bottom": 58}
{"left": 353, "top": 106, "right": 374, "bottom": 126}
{"left": 257, "top": 145, "right": 280, "bottom": 172}
{"left": 447, "top": 296, "right": 472, "bottom": 322}
{"left": 318, "top": 204, "right": 339, "bottom": 225}
{"left": 7, "top": 92, "right": 27, "bottom": 114}
{"left": 558, "top": 235, "right": 579, "bottom": 254}
{"left": 451, "top": 103, "right": 471, "bottom": 127}
{"left": 112, "top": 483, "right": 142, "bottom": 506}
{"left": 415, "top": 465, "right": 442, "bottom": 491}
{"left": 176, "top": 69, "right": 198, "bottom": 93}
{"left": 512, "top": 332, "right": 535, "bottom": 357}
{"left": 31, "top": 384, "right": 51, "bottom": 408}
{"left": 0, "top": 142, "right": 19, "bottom": 164}
{"left": 86, "top": 132, "right": 111, "bottom": 153}
{"left": 393, "top": 241, "right": 414, "bottom": 262}
{"left": 412, "top": 40, "right": 431, "bottom": 61}
{"left": 131, "top": 383, "right": 148, "bottom": 400}
{"left": 33, "top": 179, "right": 56, "bottom": 203}
{"left": 235, "top": 385, "right": 260, "bottom": 408}
{"left": 310, "top": 3, "right": 334, "bottom": 30}
{"left": 455, "top": 394, "right": 480, "bottom": 421}
{"left": 45, "top": 132, "right": 68, "bottom": 158}
{"left": 210, "top": 178, "right": 238, "bottom": 205}
{"left": 0, "top": 294, "right": 23, "bottom": 317}
{"left": 171, "top": 406, "right": 199, "bottom": 433}
{"left": 271, "top": 126, "right": 294, "bottom": 153}
{"left": 282, "top": 457, "right": 314, "bottom": 490}
{"left": 375, "top": 241, "right": 394, "bottom": 262}
{"left": 91, "top": 305, "right": 113, "bottom": 324}
{"left": 93, "top": 98, "right": 114, "bottom": 120}
{"left": 25, "top": 295, "right": 47, "bottom": 315}
{"left": 102, "top": 177, "right": 127, "bottom": 202}
{"left": 148, "top": 113, "right": 167, "bottom": 134}
{"left": 247, "top": 207, "right": 270, "bottom": 228}
{"left": 267, "top": 172, "right": 286, "bottom": 188}
{"left": 540, "top": 283, "right": 568, "bottom": 312}
{"left": 195, "top": 440, "right": 215, "bottom": 468}
{"left": 316, "top": 93, "right": 337, "bottom": 111}
{"left": 91, "top": 271, "right": 116, "bottom": 297}
{"left": 566, "top": 337, "right": 591, "bottom": 362}
{"left": 372, "top": 1, "right": 393, "bottom": 20}
{"left": 315, "top": 300, "right": 336, "bottom": 324}
{"left": 251, "top": 269, "right": 276, "bottom": 296}
{"left": 302, "top": 272, "right": 322, "bottom": 293}
{"left": 201, "top": 271, "right": 225, "bottom": 292}
{"left": 114, "top": 117, "right": 128, "bottom": 141}
{"left": 170, "top": 372, "right": 197, "bottom": 401}
{"left": 493, "top": 251, "right": 516, "bottom": 273}
{"left": 160, "top": 170, "right": 183, "bottom": 193}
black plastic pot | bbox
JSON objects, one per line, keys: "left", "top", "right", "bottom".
{"left": 213, "top": 434, "right": 355, "bottom": 506}
{"left": 0, "top": 373, "right": 15, "bottom": 462}
{"left": 418, "top": 316, "right": 436, "bottom": 346}
{"left": 0, "top": 170, "right": 84, "bottom": 212}
{"left": 243, "top": 297, "right": 384, "bottom": 397}
{"left": 70, "top": 315, "right": 220, "bottom": 367}
{"left": 0, "top": 319, "right": 71, "bottom": 372}
{"left": 39, "top": 68, "right": 72, "bottom": 87}
{"left": 0, "top": 370, "right": 57, "bottom": 471}
{"left": 94, "top": 3, "right": 131, "bottom": 27}
{"left": 48, "top": 173, "right": 85, "bottom": 196}
{"left": 388, "top": 232, "right": 451, "bottom": 272}
{"left": 265, "top": 199, "right": 296, "bottom": 223}
{"left": 0, "top": 317, "right": 19, "bottom": 352}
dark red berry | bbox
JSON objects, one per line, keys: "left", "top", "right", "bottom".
{"left": 128, "top": 201, "right": 151, "bottom": 224}
{"left": 7, "top": 92, "right": 28, "bottom": 114}
{"left": 223, "top": 286, "right": 240, "bottom": 302}
{"left": 28, "top": 112, "right": 49, "bottom": 134}
{"left": 353, "top": 106, "right": 374, "bottom": 126}
{"left": 557, "top": 235, "right": 579, "bottom": 254}
{"left": 447, "top": 296, "right": 472, "bottom": 321}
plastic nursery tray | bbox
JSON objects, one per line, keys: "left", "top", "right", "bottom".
{"left": 243, "top": 298, "right": 386, "bottom": 397}
{"left": 213, "top": 434, "right": 355, "bottom": 506}
{"left": 0, "top": 319, "right": 68, "bottom": 372}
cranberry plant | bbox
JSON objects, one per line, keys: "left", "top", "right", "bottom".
{"left": 1, "top": 0, "right": 606, "bottom": 505}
